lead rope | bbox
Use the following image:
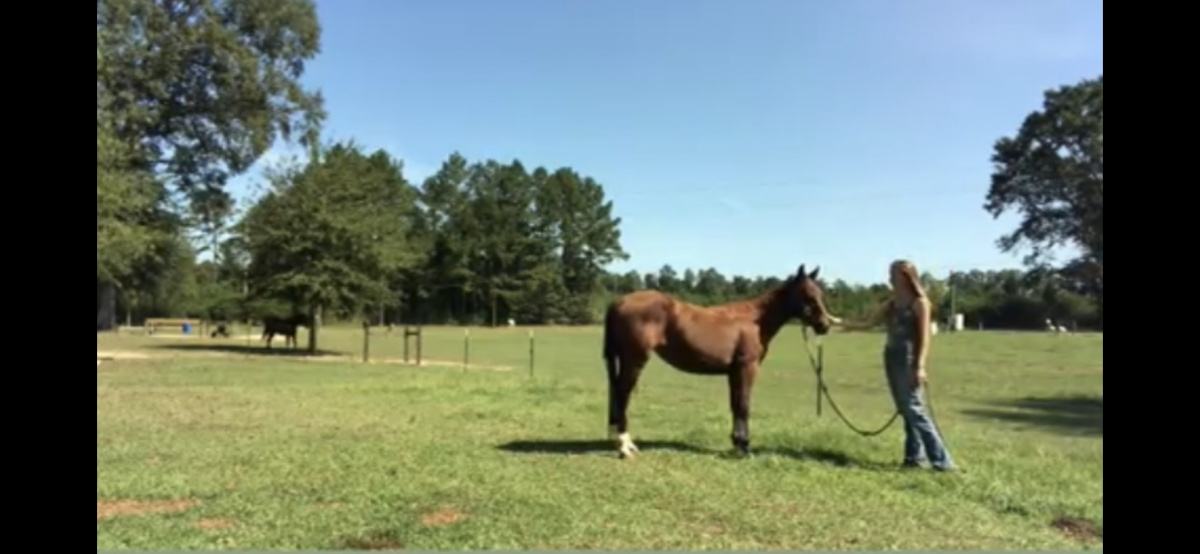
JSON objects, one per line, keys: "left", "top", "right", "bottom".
{"left": 800, "top": 326, "right": 901, "bottom": 437}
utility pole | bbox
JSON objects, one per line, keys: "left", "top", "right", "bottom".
{"left": 947, "top": 270, "right": 958, "bottom": 332}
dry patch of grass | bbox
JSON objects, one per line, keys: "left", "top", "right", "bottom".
{"left": 335, "top": 530, "right": 405, "bottom": 550}
{"left": 420, "top": 507, "right": 466, "bottom": 527}
{"left": 194, "top": 518, "right": 236, "bottom": 531}
{"left": 1051, "top": 515, "right": 1103, "bottom": 544}
{"left": 97, "top": 499, "right": 197, "bottom": 520}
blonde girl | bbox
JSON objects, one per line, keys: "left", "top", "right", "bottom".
{"left": 840, "top": 260, "right": 956, "bottom": 471}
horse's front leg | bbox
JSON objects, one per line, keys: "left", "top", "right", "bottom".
{"left": 728, "top": 348, "right": 761, "bottom": 457}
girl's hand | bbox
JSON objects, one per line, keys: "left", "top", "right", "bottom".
{"left": 912, "top": 366, "right": 927, "bottom": 387}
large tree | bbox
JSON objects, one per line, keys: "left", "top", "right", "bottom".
{"left": 237, "top": 141, "right": 422, "bottom": 351}
{"left": 97, "top": 0, "right": 327, "bottom": 329}
{"left": 984, "top": 75, "right": 1103, "bottom": 312}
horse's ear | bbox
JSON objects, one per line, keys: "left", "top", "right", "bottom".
{"left": 809, "top": 266, "right": 820, "bottom": 280}
{"left": 796, "top": 264, "right": 807, "bottom": 281}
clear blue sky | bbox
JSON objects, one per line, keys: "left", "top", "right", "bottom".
{"left": 227, "top": 0, "right": 1103, "bottom": 286}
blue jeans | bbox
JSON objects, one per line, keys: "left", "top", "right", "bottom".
{"left": 884, "top": 345, "right": 954, "bottom": 470}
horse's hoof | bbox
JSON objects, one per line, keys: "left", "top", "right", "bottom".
{"left": 616, "top": 433, "right": 638, "bottom": 459}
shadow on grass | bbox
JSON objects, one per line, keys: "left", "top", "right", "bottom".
{"left": 496, "top": 440, "right": 889, "bottom": 469}
{"left": 147, "top": 343, "right": 343, "bottom": 358}
{"left": 498, "top": 439, "right": 709, "bottom": 456}
{"left": 751, "top": 446, "right": 894, "bottom": 469}
{"left": 961, "top": 395, "right": 1102, "bottom": 436}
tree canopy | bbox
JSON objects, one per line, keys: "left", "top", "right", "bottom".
{"left": 236, "top": 141, "right": 422, "bottom": 348}
{"left": 97, "top": 0, "right": 325, "bottom": 234}
{"left": 984, "top": 75, "right": 1103, "bottom": 314}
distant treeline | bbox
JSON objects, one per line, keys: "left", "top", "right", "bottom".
{"left": 107, "top": 254, "right": 1101, "bottom": 331}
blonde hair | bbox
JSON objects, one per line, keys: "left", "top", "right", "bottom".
{"left": 890, "top": 259, "right": 928, "bottom": 299}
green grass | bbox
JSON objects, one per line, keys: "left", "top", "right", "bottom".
{"left": 97, "top": 326, "right": 1102, "bottom": 550}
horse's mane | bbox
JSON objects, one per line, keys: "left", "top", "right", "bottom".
{"left": 715, "top": 277, "right": 793, "bottom": 313}
{"left": 755, "top": 282, "right": 789, "bottom": 305}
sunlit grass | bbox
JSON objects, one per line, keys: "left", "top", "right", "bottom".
{"left": 97, "top": 326, "right": 1102, "bottom": 549}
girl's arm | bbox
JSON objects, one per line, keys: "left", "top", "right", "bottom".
{"left": 912, "top": 296, "right": 932, "bottom": 371}
{"left": 838, "top": 300, "right": 890, "bottom": 332}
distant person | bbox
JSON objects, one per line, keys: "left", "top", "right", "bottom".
{"left": 837, "top": 259, "right": 956, "bottom": 472}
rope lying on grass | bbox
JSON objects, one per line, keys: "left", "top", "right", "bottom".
{"left": 799, "top": 327, "right": 944, "bottom": 438}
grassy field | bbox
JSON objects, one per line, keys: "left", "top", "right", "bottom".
{"left": 97, "top": 325, "right": 1102, "bottom": 550}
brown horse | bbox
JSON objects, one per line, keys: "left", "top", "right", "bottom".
{"left": 602, "top": 263, "right": 840, "bottom": 459}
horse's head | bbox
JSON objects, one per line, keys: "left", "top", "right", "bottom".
{"left": 784, "top": 264, "right": 840, "bottom": 335}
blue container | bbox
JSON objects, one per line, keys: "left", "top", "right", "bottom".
{"left": 182, "top": 323, "right": 192, "bottom": 335}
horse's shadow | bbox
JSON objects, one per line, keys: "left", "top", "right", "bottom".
{"left": 496, "top": 439, "right": 888, "bottom": 469}
{"left": 497, "top": 439, "right": 707, "bottom": 456}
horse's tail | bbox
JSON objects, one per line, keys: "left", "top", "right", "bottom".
{"left": 602, "top": 300, "right": 622, "bottom": 384}
{"left": 602, "top": 301, "right": 622, "bottom": 433}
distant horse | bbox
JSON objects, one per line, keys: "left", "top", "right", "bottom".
{"left": 602, "top": 264, "right": 840, "bottom": 459}
{"left": 1045, "top": 318, "right": 1070, "bottom": 333}
{"left": 261, "top": 314, "right": 308, "bottom": 349}
{"left": 210, "top": 322, "right": 230, "bottom": 338}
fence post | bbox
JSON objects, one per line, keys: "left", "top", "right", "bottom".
{"left": 528, "top": 329, "right": 535, "bottom": 377}
{"left": 362, "top": 321, "right": 370, "bottom": 363}
{"left": 463, "top": 328, "right": 470, "bottom": 372}
{"left": 402, "top": 326, "right": 423, "bottom": 366}
{"left": 403, "top": 326, "right": 409, "bottom": 364}
{"left": 416, "top": 326, "right": 423, "bottom": 366}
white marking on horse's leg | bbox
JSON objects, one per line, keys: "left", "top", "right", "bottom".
{"left": 617, "top": 432, "right": 639, "bottom": 458}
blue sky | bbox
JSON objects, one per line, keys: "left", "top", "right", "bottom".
{"left": 227, "top": 0, "right": 1103, "bottom": 286}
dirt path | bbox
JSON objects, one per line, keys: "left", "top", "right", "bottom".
{"left": 96, "top": 348, "right": 513, "bottom": 372}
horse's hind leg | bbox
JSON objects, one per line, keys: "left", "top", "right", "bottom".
{"left": 607, "top": 358, "right": 621, "bottom": 440}
{"left": 613, "top": 353, "right": 648, "bottom": 459}
{"left": 728, "top": 342, "right": 762, "bottom": 456}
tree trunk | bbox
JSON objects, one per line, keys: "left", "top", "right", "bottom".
{"left": 97, "top": 281, "right": 117, "bottom": 331}
{"left": 308, "top": 303, "right": 322, "bottom": 353}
